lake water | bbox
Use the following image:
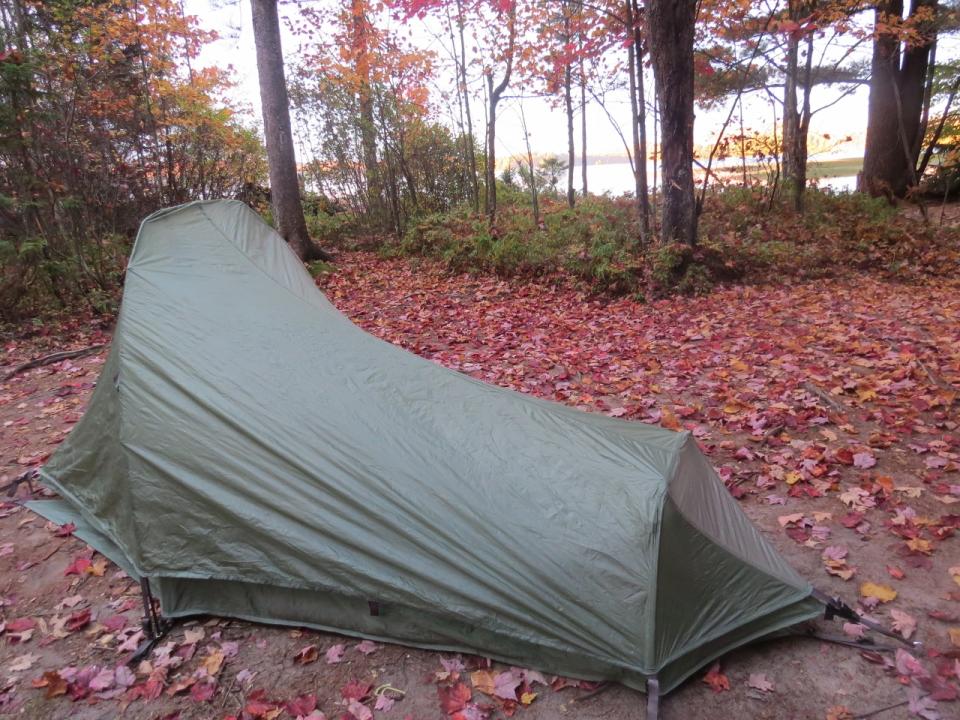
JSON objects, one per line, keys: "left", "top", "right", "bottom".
{"left": 580, "top": 161, "right": 857, "bottom": 196}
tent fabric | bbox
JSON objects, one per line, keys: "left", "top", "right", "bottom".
{"left": 32, "top": 199, "right": 820, "bottom": 694}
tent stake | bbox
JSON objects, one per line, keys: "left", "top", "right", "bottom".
{"left": 813, "top": 589, "right": 921, "bottom": 650}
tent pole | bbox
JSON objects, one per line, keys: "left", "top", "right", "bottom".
{"left": 646, "top": 676, "right": 660, "bottom": 720}
{"left": 129, "top": 577, "right": 172, "bottom": 664}
{"left": 140, "top": 578, "right": 160, "bottom": 638}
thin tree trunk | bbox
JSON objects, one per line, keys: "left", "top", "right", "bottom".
{"left": 580, "top": 68, "right": 588, "bottom": 196}
{"left": 352, "top": 0, "right": 382, "bottom": 223}
{"left": 250, "top": 0, "right": 329, "bottom": 261}
{"left": 578, "top": 0, "right": 587, "bottom": 196}
{"left": 564, "top": 1, "right": 575, "bottom": 207}
{"left": 646, "top": 0, "right": 697, "bottom": 245}
{"left": 520, "top": 102, "right": 540, "bottom": 224}
{"left": 484, "top": 5, "right": 516, "bottom": 225}
{"left": 627, "top": 40, "right": 644, "bottom": 222}
{"left": 456, "top": 0, "right": 480, "bottom": 212}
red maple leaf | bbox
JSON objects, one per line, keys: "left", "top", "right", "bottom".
{"left": 438, "top": 682, "right": 472, "bottom": 714}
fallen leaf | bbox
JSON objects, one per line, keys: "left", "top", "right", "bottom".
{"left": 347, "top": 699, "right": 373, "bottom": 720}
{"left": 35, "top": 670, "right": 68, "bottom": 699}
{"left": 324, "top": 643, "right": 344, "bottom": 664}
{"left": 294, "top": 645, "right": 318, "bottom": 665}
{"left": 853, "top": 451, "right": 876, "bottom": 469}
{"left": 438, "top": 682, "right": 471, "bottom": 714}
{"left": 190, "top": 681, "right": 216, "bottom": 702}
{"left": 702, "top": 662, "right": 729, "bottom": 693}
{"left": 470, "top": 669, "right": 495, "bottom": 695}
{"left": 826, "top": 706, "right": 853, "bottom": 720}
{"left": 8, "top": 653, "right": 38, "bottom": 672}
{"left": 64, "top": 556, "right": 91, "bottom": 576}
{"left": 747, "top": 673, "right": 774, "bottom": 692}
{"left": 860, "top": 582, "right": 897, "bottom": 604}
{"left": 890, "top": 609, "right": 917, "bottom": 640}
{"left": 183, "top": 627, "right": 205, "bottom": 645}
{"left": 285, "top": 693, "right": 318, "bottom": 716}
{"left": 493, "top": 671, "right": 520, "bottom": 700}
{"left": 202, "top": 649, "right": 225, "bottom": 675}
{"left": 355, "top": 639, "right": 379, "bottom": 655}
{"left": 65, "top": 608, "right": 91, "bottom": 632}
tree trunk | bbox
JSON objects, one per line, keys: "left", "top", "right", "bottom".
{"left": 627, "top": 40, "right": 644, "bottom": 218}
{"left": 632, "top": 0, "right": 650, "bottom": 239}
{"left": 646, "top": 0, "right": 697, "bottom": 245}
{"left": 456, "top": 0, "right": 480, "bottom": 213}
{"left": 564, "top": 2, "right": 575, "bottom": 207}
{"left": 580, "top": 69, "right": 588, "bottom": 196}
{"left": 484, "top": 6, "right": 516, "bottom": 225}
{"left": 250, "top": 0, "right": 329, "bottom": 261}
{"left": 565, "top": 64, "right": 575, "bottom": 207}
{"left": 578, "top": 0, "right": 587, "bottom": 196}
{"left": 520, "top": 104, "right": 540, "bottom": 225}
{"left": 860, "top": 0, "right": 936, "bottom": 199}
{"left": 782, "top": 17, "right": 800, "bottom": 185}
{"left": 794, "top": 33, "right": 814, "bottom": 211}
{"left": 351, "top": 0, "right": 382, "bottom": 223}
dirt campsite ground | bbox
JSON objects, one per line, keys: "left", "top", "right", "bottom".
{"left": 0, "top": 252, "right": 957, "bottom": 720}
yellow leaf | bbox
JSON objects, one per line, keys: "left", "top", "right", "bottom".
{"left": 729, "top": 358, "right": 749, "bottom": 372}
{"left": 785, "top": 471, "right": 803, "bottom": 485}
{"left": 906, "top": 538, "right": 932, "bottom": 555}
{"left": 950, "top": 566, "right": 960, "bottom": 587}
{"left": 949, "top": 628, "right": 960, "bottom": 648}
{"left": 470, "top": 670, "right": 495, "bottom": 696}
{"left": 860, "top": 582, "right": 897, "bottom": 603}
{"left": 202, "top": 649, "right": 225, "bottom": 676}
{"left": 520, "top": 691, "right": 537, "bottom": 705}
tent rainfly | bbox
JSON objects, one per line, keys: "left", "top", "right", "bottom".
{"left": 28, "top": 200, "right": 893, "bottom": 707}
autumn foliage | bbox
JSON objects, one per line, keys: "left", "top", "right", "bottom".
{"left": 0, "top": 0, "right": 264, "bottom": 319}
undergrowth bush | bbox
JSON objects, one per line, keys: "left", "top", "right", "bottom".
{"left": 394, "top": 187, "right": 960, "bottom": 298}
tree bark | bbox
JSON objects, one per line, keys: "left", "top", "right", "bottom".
{"left": 860, "top": 0, "right": 936, "bottom": 199}
{"left": 250, "top": 0, "right": 330, "bottom": 261}
{"left": 646, "top": 0, "right": 697, "bottom": 245}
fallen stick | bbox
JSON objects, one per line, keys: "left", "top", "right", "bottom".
{"left": 803, "top": 381, "right": 844, "bottom": 413}
{"left": 2, "top": 344, "right": 105, "bottom": 381}
{"left": 917, "top": 358, "right": 959, "bottom": 402}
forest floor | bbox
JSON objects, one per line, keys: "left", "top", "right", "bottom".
{"left": 0, "top": 253, "right": 957, "bottom": 720}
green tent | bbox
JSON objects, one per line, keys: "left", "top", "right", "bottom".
{"left": 31, "top": 199, "right": 822, "bottom": 697}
